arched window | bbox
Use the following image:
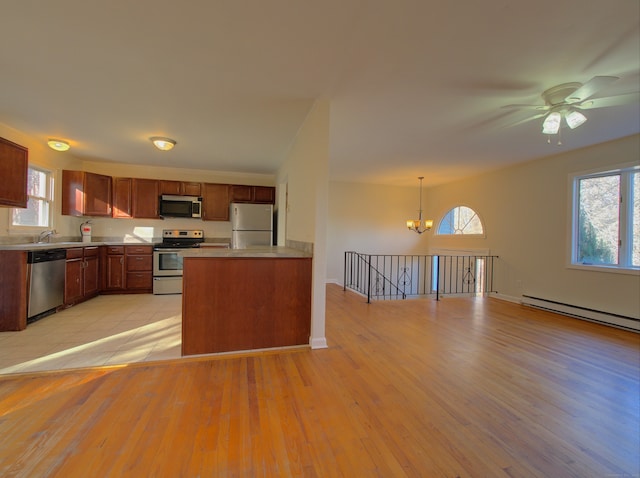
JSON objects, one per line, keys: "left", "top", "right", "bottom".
{"left": 437, "top": 206, "right": 484, "bottom": 235}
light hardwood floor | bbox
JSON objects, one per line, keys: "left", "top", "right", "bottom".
{"left": 0, "top": 284, "right": 638, "bottom": 477}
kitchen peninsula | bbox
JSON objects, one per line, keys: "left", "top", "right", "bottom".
{"left": 180, "top": 247, "right": 312, "bottom": 355}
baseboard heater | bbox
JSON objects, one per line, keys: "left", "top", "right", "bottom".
{"left": 521, "top": 295, "right": 639, "bottom": 332}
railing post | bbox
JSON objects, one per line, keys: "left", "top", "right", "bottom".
{"left": 343, "top": 251, "right": 347, "bottom": 291}
{"left": 367, "top": 254, "right": 372, "bottom": 303}
{"left": 436, "top": 255, "right": 440, "bottom": 301}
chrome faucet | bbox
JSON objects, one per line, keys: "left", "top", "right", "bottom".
{"left": 36, "top": 230, "right": 57, "bottom": 243}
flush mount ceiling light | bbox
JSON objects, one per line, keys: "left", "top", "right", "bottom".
{"left": 406, "top": 176, "right": 433, "bottom": 234}
{"left": 47, "top": 139, "right": 70, "bottom": 152}
{"left": 150, "top": 136, "right": 176, "bottom": 151}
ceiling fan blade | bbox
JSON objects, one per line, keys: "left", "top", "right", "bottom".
{"left": 506, "top": 112, "right": 547, "bottom": 128}
{"left": 501, "top": 103, "right": 548, "bottom": 111}
{"left": 578, "top": 92, "right": 640, "bottom": 109}
{"left": 565, "top": 76, "right": 619, "bottom": 103}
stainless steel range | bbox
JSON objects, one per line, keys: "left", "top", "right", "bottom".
{"left": 153, "top": 229, "right": 204, "bottom": 295}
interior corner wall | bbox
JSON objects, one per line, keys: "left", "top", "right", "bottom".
{"left": 276, "top": 100, "right": 330, "bottom": 348}
{"left": 0, "top": 123, "right": 84, "bottom": 241}
{"left": 326, "top": 181, "right": 432, "bottom": 284}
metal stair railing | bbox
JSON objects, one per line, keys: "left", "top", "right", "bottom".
{"left": 343, "top": 251, "right": 407, "bottom": 302}
{"left": 344, "top": 251, "right": 498, "bottom": 303}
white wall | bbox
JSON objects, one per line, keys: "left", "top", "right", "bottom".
{"left": 277, "top": 100, "right": 330, "bottom": 349}
{"left": 327, "top": 134, "right": 640, "bottom": 319}
{"left": 326, "top": 181, "right": 431, "bottom": 283}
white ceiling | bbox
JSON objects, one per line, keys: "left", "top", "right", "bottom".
{"left": 1, "top": 0, "right": 638, "bottom": 187}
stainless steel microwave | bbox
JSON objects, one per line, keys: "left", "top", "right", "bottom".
{"left": 159, "top": 195, "right": 202, "bottom": 218}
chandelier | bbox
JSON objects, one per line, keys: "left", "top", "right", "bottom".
{"left": 406, "top": 176, "right": 433, "bottom": 234}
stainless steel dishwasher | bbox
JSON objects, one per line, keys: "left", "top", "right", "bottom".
{"left": 27, "top": 248, "right": 67, "bottom": 322}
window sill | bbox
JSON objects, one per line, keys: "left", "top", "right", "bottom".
{"left": 567, "top": 263, "right": 640, "bottom": 276}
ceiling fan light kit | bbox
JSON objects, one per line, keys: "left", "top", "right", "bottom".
{"left": 542, "top": 112, "right": 562, "bottom": 135}
{"left": 503, "top": 75, "right": 636, "bottom": 143}
{"left": 565, "top": 109, "right": 587, "bottom": 129}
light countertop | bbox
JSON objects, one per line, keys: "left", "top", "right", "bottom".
{"left": 0, "top": 241, "right": 152, "bottom": 251}
{"left": 180, "top": 246, "right": 312, "bottom": 259}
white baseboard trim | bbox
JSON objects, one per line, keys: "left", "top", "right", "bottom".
{"left": 521, "top": 295, "right": 639, "bottom": 332}
{"left": 492, "top": 292, "right": 522, "bottom": 304}
{"left": 310, "top": 337, "right": 328, "bottom": 349}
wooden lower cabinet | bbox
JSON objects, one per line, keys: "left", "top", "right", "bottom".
{"left": 125, "top": 245, "right": 153, "bottom": 292}
{"left": 0, "top": 251, "right": 28, "bottom": 331}
{"left": 65, "top": 247, "right": 100, "bottom": 306}
{"left": 64, "top": 252, "right": 83, "bottom": 305}
{"left": 104, "top": 246, "right": 126, "bottom": 291}
{"left": 102, "top": 245, "right": 153, "bottom": 293}
{"left": 182, "top": 257, "right": 312, "bottom": 355}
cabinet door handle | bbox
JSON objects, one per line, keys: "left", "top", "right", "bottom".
{"left": 120, "top": 258, "right": 124, "bottom": 264}
{"left": 136, "top": 257, "right": 143, "bottom": 260}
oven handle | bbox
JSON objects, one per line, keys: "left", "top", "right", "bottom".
{"left": 154, "top": 248, "right": 184, "bottom": 252}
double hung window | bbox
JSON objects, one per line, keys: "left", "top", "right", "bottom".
{"left": 571, "top": 164, "right": 639, "bottom": 270}
{"left": 11, "top": 166, "right": 54, "bottom": 229}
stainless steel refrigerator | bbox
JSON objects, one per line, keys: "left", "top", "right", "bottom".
{"left": 230, "top": 202, "right": 273, "bottom": 249}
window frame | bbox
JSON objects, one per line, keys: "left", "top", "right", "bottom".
{"left": 9, "top": 164, "right": 55, "bottom": 233}
{"left": 568, "top": 161, "right": 639, "bottom": 275}
{"left": 435, "top": 205, "right": 486, "bottom": 237}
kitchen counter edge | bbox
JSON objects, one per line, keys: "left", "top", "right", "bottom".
{"left": 181, "top": 246, "right": 312, "bottom": 259}
{"left": 0, "top": 241, "right": 153, "bottom": 251}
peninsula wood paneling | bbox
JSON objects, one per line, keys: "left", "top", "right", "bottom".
{"left": 182, "top": 257, "right": 312, "bottom": 354}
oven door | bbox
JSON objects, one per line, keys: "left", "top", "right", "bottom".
{"left": 153, "top": 249, "right": 184, "bottom": 276}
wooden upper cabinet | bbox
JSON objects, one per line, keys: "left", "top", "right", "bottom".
{"left": 84, "top": 172, "right": 112, "bottom": 216}
{"left": 62, "top": 170, "right": 112, "bottom": 217}
{"left": 230, "top": 185, "right": 275, "bottom": 204}
{"left": 230, "top": 185, "right": 253, "bottom": 202}
{"left": 182, "top": 182, "right": 202, "bottom": 196}
{"left": 160, "top": 180, "right": 201, "bottom": 196}
{"left": 0, "top": 137, "right": 28, "bottom": 208}
{"left": 253, "top": 186, "right": 275, "bottom": 204}
{"left": 202, "top": 183, "right": 229, "bottom": 221}
{"left": 112, "top": 177, "right": 132, "bottom": 218}
{"left": 131, "top": 178, "right": 159, "bottom": 218}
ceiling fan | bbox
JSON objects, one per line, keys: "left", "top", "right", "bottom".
{"left": 503, "top": 76, "right": 639, "bottom": 140}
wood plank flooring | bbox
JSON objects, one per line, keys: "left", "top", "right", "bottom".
{"left": 0, "top": 284, "right": 638, "bottom": 477}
